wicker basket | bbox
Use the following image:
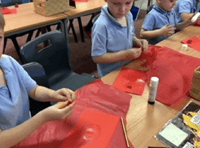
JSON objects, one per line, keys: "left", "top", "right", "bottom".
{"left": 33, "top": 0, "right": 70, "bottom": 16}
{"left": 190, "top": 66, "right": 200, "bottom": 100}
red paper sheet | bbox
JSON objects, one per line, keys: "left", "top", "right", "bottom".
{"left": 181, "top": 36, "right": 200, "bottom": 51}
{"left": 194, "top": 19, "right": 200, "bottom": 26}
{"left": 59, "top": 109, "right": 119, "bottom": 148}
{"left": 12, "top": 80, "right": 134, "bottom": 148}
{"left": 2, "top": 7, "right": 17, "bottom": 15}
{"left": 113, "top": 68, "right": 147, "bottom": 95}
{"left": 141, "top": 45, "right": 200, "bottom": 106}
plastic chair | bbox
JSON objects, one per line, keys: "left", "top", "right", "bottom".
{"left": 22, "top": 62, "right": 51, "bottom": 116}
{"left": 20, "top": 30, "right": 96, "bottom": 91}
{"left": 131, "top": 0, "right": 146, "bottom": 21}
{"left": 0, "top": 0, "right": 23, "bottom": 7}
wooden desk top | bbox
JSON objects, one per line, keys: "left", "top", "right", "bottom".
{"left": 4, "top": 3, "right": 67, "bottom": 35}
{"left": 64, "top": 0, "right": 106, "bottom": 18}
{"left": 102, "top": 25, "right": 200, "bottom": 148}
{"left": 4, "top": 1, "right": 106, "bottom": 36}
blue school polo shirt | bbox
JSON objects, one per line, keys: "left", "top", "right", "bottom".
{"left": 0, "top": 55, "right": 36, "bottom": 130}
{"left": 174, "top": 0, "right": 200, "bottom": 23}
{"left": 92, "top": 5, "right": 135, "bottom": 77}
{"left": 142, "top": 4, "right": 178, "bottom": 45}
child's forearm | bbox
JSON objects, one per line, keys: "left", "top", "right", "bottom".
{"left": 181, "top": 13, "right": 194, "bottom": 21}
{"left": 28, "top": 85, "right": 55, "bottom": 102}
{"left": 92, "top": 51, "right": 129, "bottom": 64}
{"left": 176, "top": 13, "right": 193, "bottom": 30}
{"left": 92, "top": 47, "right": 142, "bottom": 64}
{"left": 175, "top": 21, "right": 190, "bottom": 31}
{"left": 140, "top": 29, "right": 163, "bottom": 39}
{"left": 0, "top": 112, "right": 47, "bottom": 148}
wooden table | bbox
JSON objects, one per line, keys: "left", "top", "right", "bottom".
{"left": 4, "top": 2, "right": 68, "bottom": 61}
{"left": 101, "top": 25, "right": 200, "bottom": 148}
{"left": 4, "top": 3, "right": 67, "bottom": 36}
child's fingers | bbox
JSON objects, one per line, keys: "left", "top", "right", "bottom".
{"left": 135, "top": 59, "right": 146, "bottom": 66}
{"left": 54, "top": 101, "right": 69, "bottom": 109}
{"left": 137, "top": 66, "right": 149, "bottom": 72}
{"left": 71, "top": 92, "right": 77, "bottom": 102}
{"left": 57, "top": 88, "right": 75, "bottom": 102}
{"left": 61, "top": 101, "right": 76, "bottom": 117}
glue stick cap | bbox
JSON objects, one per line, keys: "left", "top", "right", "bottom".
{"left": 182, "top": 44, "right": 188, "bottom": 51}
{"left": 150, "top": 77, "right": 159, "bottom": 88}
{"left": 148, "top": 77, "right": 159, "bottom": 104}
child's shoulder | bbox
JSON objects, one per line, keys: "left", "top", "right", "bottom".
{"left": 2, "top": 54, "right": 15, "bottom": 61}
{"left": 1, "top": 54, "right": 19, "bottom": 67}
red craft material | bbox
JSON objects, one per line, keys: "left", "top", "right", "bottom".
{"left": 59, "top": 109, "right": 119, "bottom": 148}
{"left": 113, "top": 68, "right": 147, "bottom": 95}
{"left": 2, "top": 7, "right": 17, "bottom": 15}
{"left": 141, "top": 45, "right": 200, "bottom": 106}
{"left": 12, "top": 80, "right": 134, "bottom": 148}
{"left": 15, "top": 3, "right": 19, "bottom": 8}
{"left": 194, "top": 19, "right": 200, "bottom": 26}
{"left": 181, "top": 36, "right": 200, "bottom": 51}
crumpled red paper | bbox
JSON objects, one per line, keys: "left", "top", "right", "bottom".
{"left": 181, "top": 36, "right": 200, "bottom": 52}
{"left": 12, "top": 79, "right": 134, "bottom": 148}
{"left": 140, "top": 45, "right": 200, "bottom": 106}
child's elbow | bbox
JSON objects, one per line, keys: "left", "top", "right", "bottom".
{"left": 140, "top": 32, "right": 144, "bottom": 39}
{"left": 92, "top": 56, "right": 99, "bottom": 64}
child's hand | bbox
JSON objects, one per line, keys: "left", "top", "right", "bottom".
{"left": 126, "top": 48, "right": 142, "bottom": 60}
{"left": 140, "top": 39, "right": 149, "bottom": 52}
{"left": 41, "top": 101, "right": 76, "bottom": 121}
{"left": 51, "top": 88, "right": 76, "bottom": 102}
{"left": 160, "top": 24, "right": 176, "bottom": 36}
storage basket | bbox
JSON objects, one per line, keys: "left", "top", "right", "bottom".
{"left": 33, "top": 0, "right": 70, "bottom": 16}
{"left": 190, "top": 66, "right": 200, "bottom": 100}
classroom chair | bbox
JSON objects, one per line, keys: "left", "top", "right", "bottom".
{"left": 22, "top": 62, "right": 51, "bottom": 116}
{"left": 20, "top": 30, "right": 96, "bottom": 92}
{"left": 0, "top": 0, "right": 29, "bottom": 7}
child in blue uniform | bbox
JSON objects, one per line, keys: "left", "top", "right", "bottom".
{"left": 91, "top": 0, "right": 149, "bottom": 77}
{"left": 140, "top": 0, "right": 192, "bottom": 45}
{"left": 174, "top": 0, "right": 200, "bottom": 23}
{"left": 0, "top": 11, "right": 76, "bottom": 148}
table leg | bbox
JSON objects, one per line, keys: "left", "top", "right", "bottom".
{"left": 69, "top": 19, "right": 78, "bottom": 42}
{"left": 78, "top": 17, "right": 85, "bottom": 42}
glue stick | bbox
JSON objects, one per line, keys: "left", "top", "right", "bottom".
{"left": 148, "top": 77, "right": 159, "bottom": 104}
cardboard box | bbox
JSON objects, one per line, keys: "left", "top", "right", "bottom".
{"left": 190, "top": 66, "right": 200, "bottom": 100}
{"left": 33, "top": 0, "right": 70, "bottom": 16}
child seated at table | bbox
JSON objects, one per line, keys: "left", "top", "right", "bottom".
{"left": 140, "top": 0, "right": 192, "bottom": 45}
{"left": 174, "top": 0, "right": 200, "bottom": 23}
{"left": 91, "top": 0, "right": 149, "bottom": 77}
{"left": 0, "top": 11, "right": 76, "bottom": 148}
